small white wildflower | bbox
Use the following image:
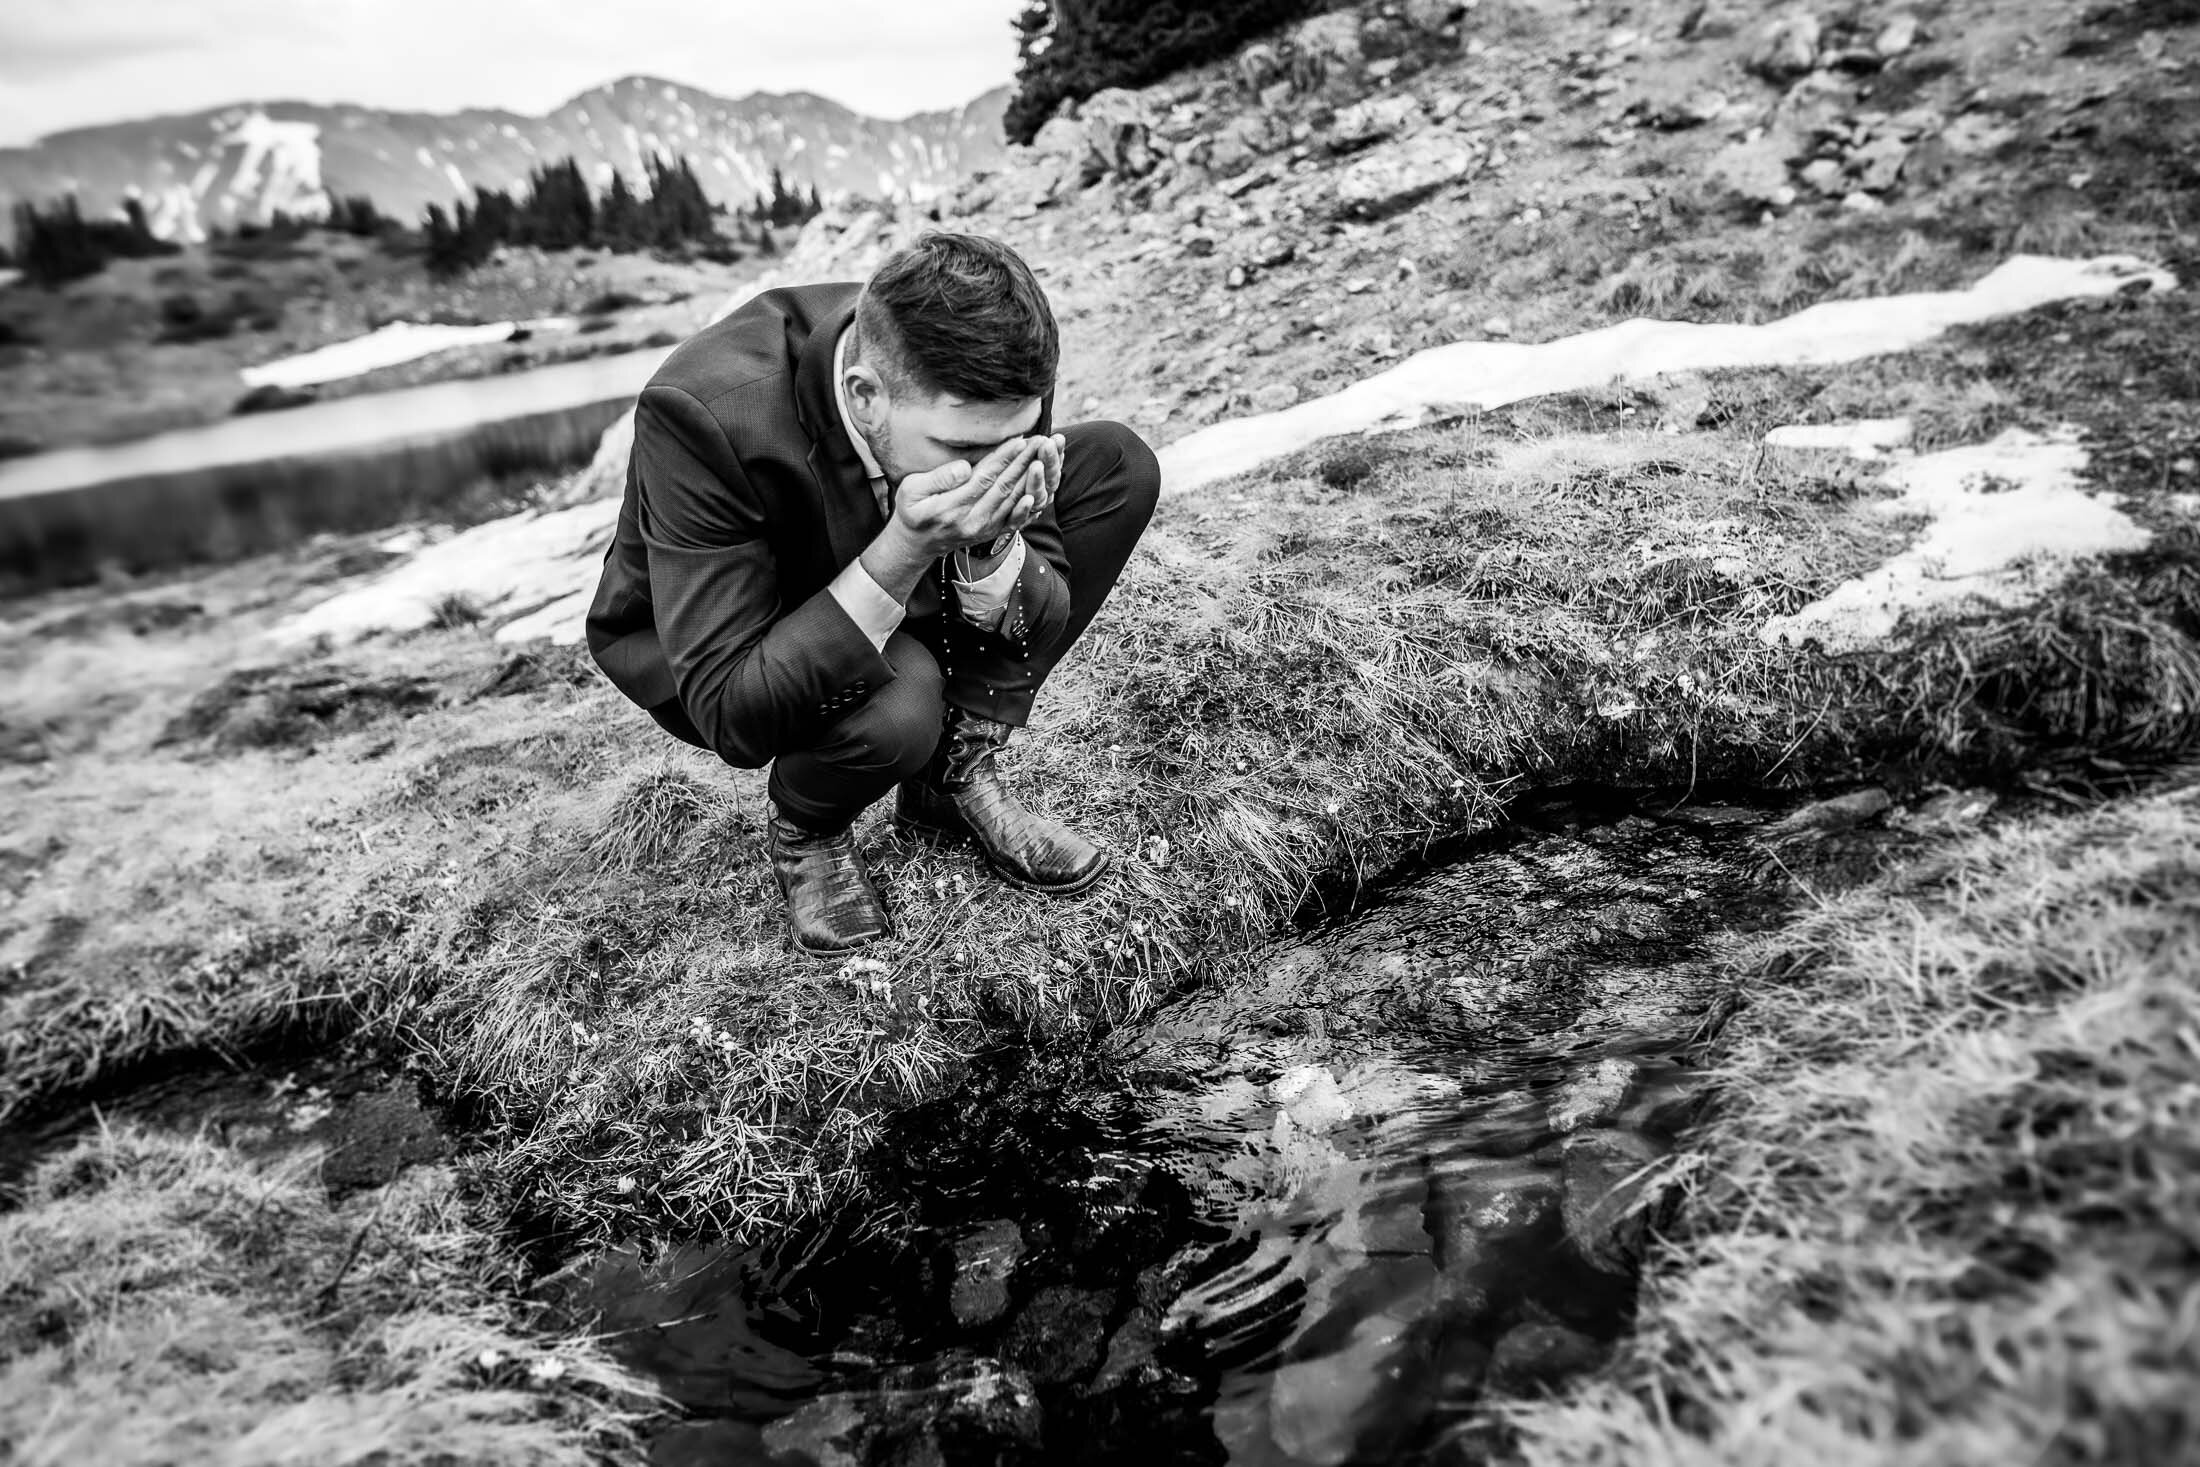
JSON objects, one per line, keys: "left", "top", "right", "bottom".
{"left": 616, "top": 1175, "right": 637, "bottom": 1194}
{"left": 528, "top": 1356, "right": 568, "bottom": 1382}
{"left": 476, "top": 1348, "right": 507, "bottom": 1371}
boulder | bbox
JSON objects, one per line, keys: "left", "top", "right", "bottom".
{"left": 1252, "top": 382, "right": 1301, "bottom": 411}
{"left": 1747, "top": 11, "right": 1823, "bottom": 80}
{"left": 1081, "top": 87, "right": 1159, "bottom": 178}
{"left": 1334, "top": 133, "right": 1483, "bottom": 217}
{"left": 1558, "top": 1129, "right": 1670, "bottom": 1274}
{"left": 1486, "top": 1322, "right": 1609, "bottom": 1395}
{"left": 1288, "top": 10, "right": 1367, "bottom": 94}
{"left": 1032, "top": 115, "right": 1088, "bottom": 158}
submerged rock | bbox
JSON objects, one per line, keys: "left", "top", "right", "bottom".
{"left": 948, "top": 1220, "right": 1025, "bottom": 1328}
{"left": 1487, "top": 1322, "right": 1610, "bottom": 1395}
{"left": 1548, "top": 1059, "right": 1641, "bottom": 1134}
{"left": 759, "top": 1356, "right": 1041, "bottom": 1467}
{"left": 1559, "top": 1129, "right": 1671, "bottom": 1274}
{"left": 1000, "top": 1285, "right": 1113, "bottom": 1385}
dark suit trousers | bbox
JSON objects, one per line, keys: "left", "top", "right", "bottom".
{"left": 647, "top": 419, "right": 1161, "bottom": 832}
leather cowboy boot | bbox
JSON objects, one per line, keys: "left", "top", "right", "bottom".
{"left": 768, "top": 806, "right": 892, "bottom": 955}
{"left": 896, "top": 708, "right": 1109, "bottom": 894}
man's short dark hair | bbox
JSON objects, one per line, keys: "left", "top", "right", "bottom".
{"left": 853, "top": 232, "right": 1058, "bottom": 403}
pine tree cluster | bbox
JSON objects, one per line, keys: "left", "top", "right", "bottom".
{"left": 422, "top": 154, "right": 742, "bottom": 277}
{"left": 1002, "top": 0, "right": 1319, "bottom": 145}
{"left": 8, "top": 196, "right": 180, "bottom": 288}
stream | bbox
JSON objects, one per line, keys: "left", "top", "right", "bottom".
{"left": 550, "top": 785, "right": 1898, "bottom": 1466}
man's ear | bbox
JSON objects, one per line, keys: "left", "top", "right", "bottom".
{"left": 845, "top": 364, "right": 888, "bottom": 426}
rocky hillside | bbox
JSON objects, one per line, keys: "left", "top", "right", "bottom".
{"left": 0, "top": 79, "right": 1012, "bottom": 242}
{"left": 759, "top": 0, "right": 2192, "bottom": 453}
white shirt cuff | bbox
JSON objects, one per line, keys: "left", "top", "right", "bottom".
{"left": 951, "top": 535, "right": 1028, "bottom": 632}
{"left": 827, "top": 558, "right": 905, "bottom": 652}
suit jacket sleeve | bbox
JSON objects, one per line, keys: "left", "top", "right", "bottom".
{"left": 634, "top": 383, "right": 895, "bottom": 765}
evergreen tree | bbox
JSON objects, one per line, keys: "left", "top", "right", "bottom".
{"left": 1003, "top": 0, "right": 1316, "bottom": 144}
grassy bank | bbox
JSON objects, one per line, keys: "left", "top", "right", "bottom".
{"left": 1501, "top": 778, "right": 2200, "bottom": 1464}
{"left": 6, "top": 267, "right": 2195, "bottom": 1255}
{"left": 0, "top": 1126, "right": 661, "bottom": 1464}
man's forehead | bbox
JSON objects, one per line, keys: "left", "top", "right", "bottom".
{"left": 925, "top": 395, "right": 1044, "bottom": 441}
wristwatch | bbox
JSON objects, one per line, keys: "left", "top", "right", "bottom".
{"left": 982, "top": 530, "right": 1017, "bottom": 558}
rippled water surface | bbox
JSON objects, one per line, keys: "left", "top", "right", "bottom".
{"left": 562, "top": 789, "right": 1853, "bottom": 1466}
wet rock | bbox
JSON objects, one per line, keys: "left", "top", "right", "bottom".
{"left": 1766, "top": 786, "right": 1893, "bottom": 839}
{"left": 1428, "top": 1156, "right": 1561, "bottom": 1313}
{"left": 1747, "top": 11, "right": 1823, "bottom": 80}
{"left": 1269, "top": 1064, "right": 1354, "bottom": 1132}
{"left": 999, "top": 1284, "right": 1112, "bottom": 1385}
{"left": 1559, "top": 1129, "right": 1670, "bottom": 1274}
{"left": 1487, "top": 1322, "right": 1609, "bottom": 1395}
{"left": 949, "top": 1220, "right": 1025, "bottom": 1328}
{"left": 760, "top": 1356, "right": 1040, "bottom": 1467}
{"left": 1548, "top": 1059, "right": 1640, "bottom": 1134}
{"left": 1334, "top": 134, "right": 1482, "bottom": 218}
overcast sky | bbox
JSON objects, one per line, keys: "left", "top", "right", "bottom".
{"left": 0, "top": 0, "right": 1026, "bottom": 146}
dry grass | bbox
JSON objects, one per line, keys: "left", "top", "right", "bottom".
{"left": 0, "top": 1126, "right": 663, "bottom": 1466}
{"left": 1498, "top": 778, "right": 2200, "bottom": 1466}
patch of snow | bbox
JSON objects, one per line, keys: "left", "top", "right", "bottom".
{"left": 415, "top": 146, "right": 437, "bottom": 169}
{"left": 877, "top": 169, "right": 896, "bottom": 197}
{"left": 240, "top": 318, "right": 577, "bottom": 390}
{"left": 277, "top": 500, "right": 624, "bottom": 647}
{"left": 1159, "top": 255, "right": 2177, "bottom": 495}
{"left": 215, "top": 110, "right": 326, "bottom": 218}
{"left": 1763, "top": 417, "right": 1914, "bottom": 460}
{"left": 272, "top": 255, "right": 2178, "bottom": 651}
{"left": 442, "top": 162, "right": 468, "bottom": 194}
{"left": 1759, "top": 427, "right": 2151, "bottom": 653}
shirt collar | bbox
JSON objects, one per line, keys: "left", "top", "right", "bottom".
{"left": 831, "top": 325, "right": 887, "bottom": 483}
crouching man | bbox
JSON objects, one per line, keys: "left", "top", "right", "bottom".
{"left": 585, "top": 232, "right": 1161, "bottom": 954}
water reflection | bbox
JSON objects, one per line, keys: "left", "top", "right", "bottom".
{"left": 565, "top": 791, "right": 1808, "bottom": 1465}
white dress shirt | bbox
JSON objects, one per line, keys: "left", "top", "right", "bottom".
{"left": 824, "top": 327, "right": 1028, "bottom": 651}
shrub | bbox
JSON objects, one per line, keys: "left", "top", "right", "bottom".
{"left": 1003, "top": 0, "right": 1320, "bottom": 144}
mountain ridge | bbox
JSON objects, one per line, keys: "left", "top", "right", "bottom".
{"left": 0, "top": 77, "right": 1014, "bottom": 242}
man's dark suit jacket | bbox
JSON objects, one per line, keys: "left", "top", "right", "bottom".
{"left": 586, "top": 283, "right": 1062, "bottom": 766}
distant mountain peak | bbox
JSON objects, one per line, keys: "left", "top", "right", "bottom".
{"left": 1, "top": 81, "right": 1010, "bottom": 243}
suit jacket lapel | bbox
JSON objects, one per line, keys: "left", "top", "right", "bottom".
{"left": 792, "top": 293, "right": 883, "bottom": 576}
